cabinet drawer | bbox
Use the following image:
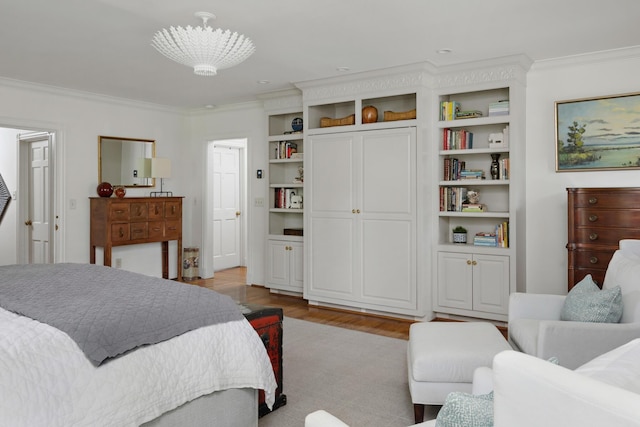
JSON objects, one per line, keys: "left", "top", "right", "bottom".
{"left": 572, "top": 227, "right": 640, "bottom": 246}
{"left": 571, "top": 267, "right": 607, "bottom": 288}
{"left": 571, "top": 191, "right": 640, "bottom": 209}
{"left": 571, "top": 249, "right": 615, "bottom": 271}
{"left": 148, "top": 221, "right": 164, "bottom": 239}
{"left": 130, "top": 222, "right": 148, "bottom": 240}
{"left": 109, "top": 203, "right": 130, "bottom": 221}
{"left": 165, "top": 220, "right": 180, "bottom": 239}
{"left": 111, "top": 223, "right": 130, "bottom": 242}
{"left": 130, "top": 202, "right": 148, "bottom": 220}
{"left": 574, "top": 209, "right": 640, "bottom": 228}
{"left": 148, "top": 201, "right": 164, "bottom": 220}
{"left": 165, "top": 201, "right": 181, "bottom": 219}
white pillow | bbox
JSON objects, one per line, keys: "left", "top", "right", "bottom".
{"left": 575, "top": 338, "right": 640, "bottom": 394}
{"left": 603, "top": 250, "right": 640, "bottom": 323}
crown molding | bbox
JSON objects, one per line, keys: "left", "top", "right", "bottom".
{"left": 531, "top": 45, "right": 640, "bottom": 71}
{"left": 0, "top": 76, "right": 186, "bottom": 115}
{"left": 434, "top": 55, "right": 532, "bottom": 90}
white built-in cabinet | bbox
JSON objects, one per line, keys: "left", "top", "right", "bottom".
{"left": 263, "top": 94, "right": 305, "bottom": 293}
{"left": 437, "top": 252, "right": 509, "bottom": 315}
{"left": 432, "top": 57, "right": 529, "bottom": 322}
{"left": 267, "top": 239, "right": 304, "bottom": 292}
{"left": 304, "top": 107, "right": 421, "bottom": 315}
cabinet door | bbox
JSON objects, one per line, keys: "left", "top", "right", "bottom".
{"left": 437, "top": 252, "right": 473, "bottom": 310}
{"left": 267, "top": 240, "right": 290, "bottom": 287}
{"left": 290, "top": 241, "right": 304, "bottom": 289}
{"left": 306, "top": 134, "right": 357, "bottom": 299}
{"left": 472, "top": 254, "right": 510, "bottom": 315}
{"left": 360, "top": 128, "right": 416, "bottom": 308}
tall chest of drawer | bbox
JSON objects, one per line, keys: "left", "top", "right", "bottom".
{"left": 90, "top": 197, "right": 183, "bottom": 280}
{"left": 567, "top": 187, "right": 640, "bottom": 289}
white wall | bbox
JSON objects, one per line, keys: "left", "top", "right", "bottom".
{"left": 525, "top": 47, "right": 640, "bottom": 295}
{"left": 0, "top": 80, "right": 186, "bottom": 277}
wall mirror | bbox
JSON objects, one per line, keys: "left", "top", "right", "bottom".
{"left": 98, "top": 136, "right": 155, "bottom": 187}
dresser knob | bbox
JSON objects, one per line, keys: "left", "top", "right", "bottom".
{"left": 119, "top": 227, "right": 125, "bottom": 238}
{"left": 590, "top": 256, "right": 599, "bottom": 264}
{"left": 588, "top": 214, "right": 598, "bottom": 222}
{"left": 588, "top": 197, "right": 598, "bottom": 204}
{"left": 589, "top": 233, "right": 599, "bottom": 241}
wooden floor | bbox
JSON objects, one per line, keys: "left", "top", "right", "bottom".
{"left": 189, "top": 267, "right": 413, "bottom": 340}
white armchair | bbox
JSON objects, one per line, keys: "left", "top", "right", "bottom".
{"left": 508, "top": 239, "right": 640, "bottom": 369}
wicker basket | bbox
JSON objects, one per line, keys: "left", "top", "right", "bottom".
{"left": 383, "top": 109, "right": 417, "bottom": 122}
{"left": 320, "top": 114, "right": 355, "bottom": 128}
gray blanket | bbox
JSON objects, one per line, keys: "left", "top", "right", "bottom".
{"left": 0, "top": 263, "right": 244, "bottom": 366}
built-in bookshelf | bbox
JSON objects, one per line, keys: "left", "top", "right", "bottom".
{"left": 433, "top": 67, "right": 528, "bottom": 322}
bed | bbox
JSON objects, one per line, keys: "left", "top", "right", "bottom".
{"left": 0, "top": 263, "right": 277, "bottom": 427}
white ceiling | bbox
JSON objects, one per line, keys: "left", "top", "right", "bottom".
{"left": 1, "top": 0, "right": 638, "bottom": 109}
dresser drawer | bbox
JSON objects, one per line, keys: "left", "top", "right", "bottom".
{"left": 130, "top": 202, "right": 148, "bottom": 220}
{"left": 148, "top": 201, "right": 164, "bottom": 220}
{"left": 130, "top": 222, "right": 148, "bottom": 240}
{"left": 148, "top": 221, "right": 164, "bottom": 239}
{"left": 571, "top": 267, "right": 607, "bottom": 288}
{"left": 165, "top": 201, "right": 181, "bottom": 219}
{"left": 571, "top": 191, "right": 640, "bottom": 209}
{"left": 165, "top": 220, "right": 180, "bottom": 239}
{"left": 571, "top": 248, "right": 615, "bottom": 271}
{"left": 573, "top": 227, "right": 640, "bottom": 246}
{"left": 574, "top": 208, "right": 640, "bottom": 228}
{"left": 111, "top": 223, "right": 130, "bottom": 242}
{"left": 109, "top": 203, "right": 130, "bottom": 221}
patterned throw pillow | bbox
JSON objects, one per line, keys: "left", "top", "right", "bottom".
{"left": 560, "top": 274, "right": 623, "bottom": 323}
{"left": 435, "top": 391, "right": 493, "bottom": 427}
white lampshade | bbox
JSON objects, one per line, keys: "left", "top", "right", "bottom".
{"left": 151, "top": 158, "right": 171, "bottom": 178}
{"left": 138, "top": 158, "right": 152, "bottom": 178}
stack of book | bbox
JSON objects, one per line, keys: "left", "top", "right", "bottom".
{"left": 456, "top": 110, "right": 483, "bottom": 119}
{"left": 462, "top": 203, "right": 486, "bottom": 212}
{"left": 443, "top": 157, "right": 466, "bottom": 180}
{"left": 442, "top": 128, "right": 474, "bottom": 150}
{"left": 489, "top": 101, "right": 509, "bottom": 117}
{"left": 459, "top": 169, "right": 485, "bottom": 180}
{"left": 274, "top": 141, "right": 298, "bottom": 159}
{"left": 440, "top": 101, "right": 461, "bottom": 121}
{"left": 474, "top": 232, "right": 498, "bottom": 246}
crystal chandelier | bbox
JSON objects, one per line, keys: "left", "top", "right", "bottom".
{"left": 152, "top": 12, "right": 255, "bottom": 76}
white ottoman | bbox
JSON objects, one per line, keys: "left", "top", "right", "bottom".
{"left": 407, "top": 322, "right": 511, "bottom": 423}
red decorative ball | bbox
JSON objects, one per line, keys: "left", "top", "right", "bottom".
{"left": 97, "top": 182, "right": 113, "bottom": 197}
{"left": 114, "top": 186, "right": 126, "bottom": 198}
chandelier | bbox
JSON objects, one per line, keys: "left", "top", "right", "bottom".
{"left": 152, "top": 12, "right": 255, "bottom": 76}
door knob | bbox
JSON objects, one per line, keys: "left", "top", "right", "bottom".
{"left": 25, "top": 219, "right": 32, "bottom": 226}
{"left": 236, "top": 211, "right": 241, "bottom": 217}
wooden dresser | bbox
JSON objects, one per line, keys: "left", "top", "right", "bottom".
{"left": 567, "top": 187, "right": 640, "bottom": 289}
{"left": 90, "top": 197, "right": 183, "bottom": 280}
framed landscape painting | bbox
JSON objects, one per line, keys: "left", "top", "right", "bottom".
{"left": 555, "top": 92, "right": 640, "bottom": 171}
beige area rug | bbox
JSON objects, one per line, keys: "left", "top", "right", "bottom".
{"left": 258, "top": 317, "right": 435, "bottom": 427}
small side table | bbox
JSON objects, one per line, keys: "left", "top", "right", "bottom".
{"left": 238, "top": 303, "right": 287, "bottom": 417}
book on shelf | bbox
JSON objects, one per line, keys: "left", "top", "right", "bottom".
{"left": 440, "top": 101, "right": 461, "bottom": 121}
{"left": 274, "top": 188, "right": 303, "bottom": 209}
{"left": 489, "top": 100, "right": 509, "bottom": 117}
{"left": 275, "top": 141, "right": 298, "bottom": 159}
{"left": 456, "top": 110, "right": 483, "bottom": 119}
{"left": 459, "top": 169, "right": 485, "bottom": 180}
{"left": 443, "top": 157, "right": 467, "bottom": 181}
{"left": 462, "top": 203, "right": 486, "bottom": 212}
{"left": 442, "top": 128, "right": 473, "bottom": 150}
{"left": 439, "top": 187, "right": 467, "bottom": 212}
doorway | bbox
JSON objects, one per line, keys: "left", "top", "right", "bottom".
{"left": 18, "top": 131, "right": 56, "bottom": 264}
{"left": 202, "top": 138, "right": 247, "bottom": 277}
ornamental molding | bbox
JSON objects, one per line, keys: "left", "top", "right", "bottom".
{"left": 435, "top": 65, "right": 523, "bottom": 89}
{"left": 263, "top": 94, "right": 302, "bottom": 112}
{"left": 301, "top": 70, "right": 430, "bottom": 102}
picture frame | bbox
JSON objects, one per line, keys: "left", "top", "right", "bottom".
{"left": 555, "top": 92, "right": 640, "bottom": 172}
{"left": 0, "top": 173, "right": 11, "bottom": 222}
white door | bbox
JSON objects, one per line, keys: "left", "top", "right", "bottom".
{"left": 213, "top": 145, "right": 241, "bottom": 271}
{"left": 19, "top": 133, "right": 53, "bottom": 264}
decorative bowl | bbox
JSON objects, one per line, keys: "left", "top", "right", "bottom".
{"left": 96, "top": 182, "right": 113, "bottom": 197}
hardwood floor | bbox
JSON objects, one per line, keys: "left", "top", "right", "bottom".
{"left": 188, "top": 267, "right": 413, "bottom": 340}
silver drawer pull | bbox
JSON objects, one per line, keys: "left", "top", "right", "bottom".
{"left": 589, "top": 233, "right": 598, "bottom": 241}
{"left": 588, "top": 214, "right": 598, "bottom": 222}
{"left": 590, "top": 256, "right": 598, "bottom": 264}
{"left": 588, "top": 197, "right": 598, "bottom": 204}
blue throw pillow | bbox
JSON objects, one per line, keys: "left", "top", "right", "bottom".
{"left": 560, "top": 274, "right": 623, "bottom": 323}
{"left": 435, "top": 391, "right": 493, "bottom": 427}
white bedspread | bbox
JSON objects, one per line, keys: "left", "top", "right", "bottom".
{"left": 0, "top": 308, "right": 277, "bottom": 426}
